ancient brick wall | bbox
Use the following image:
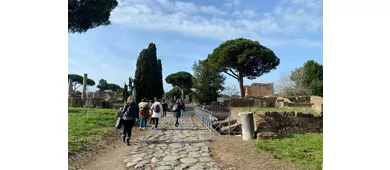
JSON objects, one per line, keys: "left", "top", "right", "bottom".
{"left": 245, "top": 83, "right": 274, "bottom": 97}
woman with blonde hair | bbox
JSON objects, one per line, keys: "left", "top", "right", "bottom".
{"left": 138, "top": 98, "right": 150, "bottom": 130}
{"left": 118, "top": 96, "right": 139, "bottom": 146}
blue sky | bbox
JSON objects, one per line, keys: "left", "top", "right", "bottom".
{"left": 68, "top": 0, "right": 323, "bottom": 93}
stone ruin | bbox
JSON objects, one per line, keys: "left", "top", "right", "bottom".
{"left": 208, "top": 94, "right": 323, "bottom": 137}
{"left": 275, "top": 96, "right": 323, "bottom": 114}
{"left": 255, "top": 111, "right": 323, "bottom": 139}
{"left": 244, "top": 83, "right": 274, "bottom": 98}
{"left": 68, "top": 73, "right": 118, "bottom": 108}
{"left": 212, "top": 110, "right": 323, "bottom": 138}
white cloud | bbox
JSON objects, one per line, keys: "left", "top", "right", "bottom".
{"left": 151, "top": 0, "right": 226, "bottom": 15}
{"left": 224, "top": 0, "right": 241, "bottom": 8}
{"left": 273, "top": 0, "right": 323, "bottom": 33}
{"left": 111, "top": 0, "right": 322, "bottom": 47}
{"left": 68, "top": 44, "right": 137, "bottom": 91}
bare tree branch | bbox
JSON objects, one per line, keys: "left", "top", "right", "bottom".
{"left": 276, "top": 68, "right": 311, "bottom": 96}
{"left": 229, "top": 68, "right": 239, "bottom": 78}
{"left": 223, "top": 70, "right": 238, "bottom": 79}
{"left": 222, "top": 85, "right": 240, "bottom": 96}
{"left": 73, "top": 84, "right": 82, "bottom": 91}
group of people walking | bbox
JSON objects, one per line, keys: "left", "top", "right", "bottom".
{"left": 116, "top": 96, "right": 186, "bottom": 146}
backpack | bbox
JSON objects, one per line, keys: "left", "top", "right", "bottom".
{"left": 172, "top": 104, "right": 178, "bottom": 112}
{"left": 140, "top": 106, "right": 148, "bottom": 115}
{"left": 123, "top": 103, "right": 132, "bottom": 116}
{"left": 153, "top": 104, "right": 161, "bottom": 112}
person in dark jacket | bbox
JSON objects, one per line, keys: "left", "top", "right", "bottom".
{"left": 174, "top": 99, "right": 186, "bottom": 127}
{"left": 162, "top": 100, "right": 168, "bottom": 117}
{"left": 120, "top": 96, "right": 139, "bottom": 146}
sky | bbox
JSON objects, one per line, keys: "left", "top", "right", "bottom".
{"left": 68, "top": 0, "right": 323, "bottom": 93}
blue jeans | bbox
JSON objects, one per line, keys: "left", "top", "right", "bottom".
{"left": 139, "top": 118, "right": 146, "bottom": 128}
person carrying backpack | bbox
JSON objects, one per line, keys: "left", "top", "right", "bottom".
{"left": 150, "top": 99, "right": 163, "bottom": 129}
{"left": 138, "top": 98, "right": 150, "bottom": 130}
{"left": 119, "top": 96, "right": 139, "bottom": 146}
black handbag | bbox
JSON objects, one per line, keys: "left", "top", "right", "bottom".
{"left": 115, "top": 117, "right": 123, "bottom": 129}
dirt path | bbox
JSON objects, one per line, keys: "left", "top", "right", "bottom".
{"left": 78, "top": 121, "right": 151, "bottom": 170}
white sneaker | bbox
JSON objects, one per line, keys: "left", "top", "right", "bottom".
{"left": 152, "top": 125, "right": 155, "bottom": 129}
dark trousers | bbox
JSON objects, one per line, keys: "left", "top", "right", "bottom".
{"left": 122, "top": 119, "right": 135, "bottom": 141}
{"left": 163, "top": 111, "right": 167, "bottom": 117}
{"left": 151, "top": 117, "right": 159, "bottom": 128}
{"left": 176, "top": 116, "right": 179, "bottom": 125}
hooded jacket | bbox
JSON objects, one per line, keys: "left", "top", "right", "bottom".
{"left": 150, "top": 102, "right": 163, "bottom": 118}
{"left": 121, "top": 101, "right": 139, "bottom": 120}
{"left": 138, "top": 102, "right": 150, "bottom": 119}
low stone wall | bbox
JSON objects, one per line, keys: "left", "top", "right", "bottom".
{"left": 210, "top": 102, "right": 229, "bottom": 112}
{"left": 68, "top": 97, "right": 83, "bottom": 107}
{"left": 256, "top": 111, "right": 322, "bottom": 138}
{"left": 286, "top": 96, "right": 311, "bottom": 103}
{"left": 228, "top": 98, "right": 276, "bottom": 108}
{"left": 84, "top": 97, "right": 101, "bottom": 107}
{"left": 229, "top": 108, "right": 322, "bottom": 138}
{"left": 95, "top": 100, "right": 113, "bottom": 108}
{"left": 285, "top": 102, "right": 313, "bottom": 107}
{"left": 311, "top": 96, "right": 323, "bottom": 113}
{"left": 230, "top": 99, "right": 255, "bottom": 107}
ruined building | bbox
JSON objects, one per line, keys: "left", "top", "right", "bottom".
{"left": 244, "top": 83, "right": 274, "bottom": 97}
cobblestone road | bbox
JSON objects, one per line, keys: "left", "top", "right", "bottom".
{"left": 123, "top": 115, "right": 224, "bottom": 170}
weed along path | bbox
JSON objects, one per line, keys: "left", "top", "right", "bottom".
{"left": 123, "top": 115, "right": 224, "bottom": 170}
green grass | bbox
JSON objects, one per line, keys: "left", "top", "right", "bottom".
{"left": 68, "top": 107, "right": 117, "bottom": 153}
{"left": 256, "top": 133, "right": 323, "bottom": 170}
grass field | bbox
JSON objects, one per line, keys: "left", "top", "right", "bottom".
{"left": 256, "top": 133, "right": 323, "bottom": 170}
{"left": 68, "top": 107, "right": 117, "bottom": 153}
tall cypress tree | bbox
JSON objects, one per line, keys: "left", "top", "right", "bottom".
{"left": 147, "top": 43, "right": 158, "bottom": 100}
{"left": 134, "top": 49, "right": 149, "bottom": 103}
{"left": 156, "top": 59, "right": 164, "bottom": 98}
{"left": 134, "top": 43, "right": 165, "bottom": 102}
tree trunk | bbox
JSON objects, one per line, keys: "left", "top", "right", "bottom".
{"left": 180, "top": 88, "right": 184, "bottom": 100}
{"left": 238, "top": 74, "right": 245, "bottom": 99}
